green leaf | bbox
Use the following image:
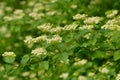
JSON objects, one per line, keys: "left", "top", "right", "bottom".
{"left": 93, "top": 51, "right": 107, "bottom": 59}
{"left": 20, "top": 55, "right": 30, "bottom": 65}
{"left": 114, "top": 50, "right": 120, "bottom": 61}
{"left": 39, "top": 61, "right": 49, "bottom": 70}
{"left": 59, "top": 52, "right": 68, "bottom": 61}
{"left": 3, "top": 57, "right": 15, "bottom": 64}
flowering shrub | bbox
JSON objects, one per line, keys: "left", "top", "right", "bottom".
{"left": 0, "top": 0, "right": 120, "bottom": 80}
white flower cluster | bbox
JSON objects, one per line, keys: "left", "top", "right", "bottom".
{"left": 31, "top": 47, "right": 47, "bottom": 56}
{"left": 2, "top": 52, "right": 16, "bottom": 57}
{"left": 27, "top": 2, "right": 45, "bottom": 20}
{"left": 50, "top": 26, "right": 62, "bottom": 34}
{"left": 99, "top": 67, "right": 109, "bottom": 74}
{"left": 46, "top": 11, "right": 56, "bottom": 16}
{"left": 71, "top": 4, "right": 77, "bottom": 9}
{"left": 83, "top": 33, "right": 91, "bottom": 39}
{"left": 73, "top": 14, "right": 87, "bottom": 20}
{"left": 60, "top": 59, "right": 69, "bottom": 64}
{"left": 79, "top": 25, "right": 94, "bottom": 30}
{"left": 0, "top": 2, "right": 6, "bottom": 16}
{"left": 37, "top": 23, "right": 52, "bottom": 32}
{"left": 105, "top": 10, "right": 118, "bottom": 18}
{"left": 0, "top": 65, "right": 5, "bottom": 71}
{"left": 63, "top": 23, "right": 78, "bottom": 31}
{"left": 74, "top": 59, "right": 87, "bottom": 66}
{"left": 116, "top": 73, "right": 120, "bottom": 80}
{"left": 29, "top": 12, "right": 44, "bottom": 20}
{"left": 84, "top": 17, "right": 102, "bottom": 24}
{"left": 88, "top": 72, "right": 95, "bottom": 76}
{"left": 4, "top": 9, "right": 25, "bottom": 21}
{"left": 13, "top": 9, "right": 25, "bottom": 19}
{"left": 47, "top": 35, "right": 62, "bottom": 44}
{"left": 101, "top": 17, "right": 120, "bottom": 30}
{"left": 59, "top": 72, "right": 69, "bottom": 79}
{"left": 0, "top": 8, "right": 4, "bottom": 16}
{"left": 24, "top": 34, "right": 62, "bottom": 49}
{"left": 24, "top": 36, "right": 34, "bottom": 48}
{"left": 33, "top": 35, "right": 47, "bottom": 43}
{"left": 78, "top": 75, "right": 87, "bottom": 80}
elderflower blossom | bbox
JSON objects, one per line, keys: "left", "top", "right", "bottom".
{"left": 2, "top": 52, "right": 16, "bottom": 57}
{"left": 73, "top": 14, "right": 87, "bottom": 20}
{"left": 74, "top": 59, "right": 87, "bottom": 66}
{"left": 116, "top": 73, "right": 120, "bottom": 80}
{"left": 105, "top": 10, "right": 118, "bottom": 18}
{"left": 29, "top": 12, "right": 38, "bottom": 20}
{"left": 88, "top": 72, "right": 95, "bottom": 76}
{"left": 99, "top": 67, "right": 109, "bottom": 74}
{"left": 59, "top": 73, "right": 69, "bottom": 79}
{"left": 24, "top": 36, "right": 34, "bottom": 48}
{"left": 0, "top": 26, "right": 7, "bottom": 34}
{"left": 13, "top": 9, "right": 25, "bottom": 19}
{"left": 84, "top": 17, "right": 102, "bottom": 24}
{"left": 37, "top": 23, "right": 52, "bottom": 32}
{"left": 83, "top": 33, "right": 91, "bottom": 39}
{"left": 79, "top": 25, "right": 94, "bottom": 30}
{"left": 0, "top": 8, "right": 4, "bottom": 16}
{"left": 46, "top": 11, "right": 56, "bottom": 16}
{"left": 3, "top": 16, "right": 13, "bottom": 21}
{"left": 31, "top": 47, "right": 47, "bottom": 56}
{"left": 71, "top": 5, "right": 77, "bottom": 9}
{"left": 5, "top": 6, "right": 12, "bottom": 12}
{"left": 29, "top": 73, "right": 36, "bottom": 78}
{"left": 8, "top": 76, "right": 16, "bottom": 80}
{"left": 78, "top": 75, "right": 87, "bottom": 80}
{"left": 22, "top": 71, "right": 30, "bottom": 77}
{"left": 33, "top": 35, "right": 47, "bottom": 43}
{"left": 50, "top": 26, "right": 62, "bottom": 33}
{"left": 101, "top": 17, "right": 120, "bottom": 30}
{"left": 47, "top": 35, "right": 62, "bottom": 44}
{"left": 63, "top": 23, "right": 78, "bottom": 31}
{"left": 0, "top": 65, "right": 5, "bottom": 71}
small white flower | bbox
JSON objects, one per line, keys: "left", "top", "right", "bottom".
{"left": 74, "top": 59, "right": 87, "bottom": 66}
{"left": 83, "top": 33, "right": 91, "bottom": 39}
{"left": 2, "top": 52, "right": 16, "bottom": 57}
{"left": 71, "top": 5, "right": 77, "bottom": 9}
{"left": 0, "top": 65, "right": 5, "bottom": 71}
{"left": 50, "top": 26, "right": 62, "bottom": 33}
{"left": 116, "top": 73, "right": 120, "bottom": 80}
{"left": 63, "top": 23, "right": 78, "bottom": 31}
{"left": 37, "top": 23, "right": 52, "bottom": 32}
{"left": 33, "top": 35, "right": 47, "bottom": 43}
{"left": 106, "top": 10, "right": 118, "bottom": 18}
{"left": 78, "top": 75, "right": 87, "bottom": 80}
{"left": 47, "top": 35, "right": 62, "bottom": 44}
{"left": 88, "top": 72, "right": 95, "bottom": 76}
{"left": 22, "top": 72, "right": 30, "bottom": 77}
{"left": 79, "top": 25, "right": 94, "bottom": 30}
{"left": 29, "top": 73, "right": 36, "bottom": 78}
{"left": 24, "top": 36, "right": 34, "bottom": 48}
{"left": 99, "top": 67, "right": 109, "bottom": 74}
{"left": 13, "top": 9, "right": 25, "bottom": 19}
{"left": 73, "top": 14, "right": 87, "bottom": 20}
{"left": 59, "top": 73, "right": 69, "bottom": 79}
{"left": 8, "top": 76, "right": 16, "bottom": 80}
{"left": 31, "top": 47, "right": 47, "bottom": 56}
{"left": 84, "top": 17, "right": 102, "bottom": 24}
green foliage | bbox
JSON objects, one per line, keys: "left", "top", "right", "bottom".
{"left": 0, "top": 0, "right": 120, "bottom": 80}
{"left": 20, "top": 55, "right": 30, "bottom": 65}
{"left": 114, "top": 50, "right": 120, "bottom": 61}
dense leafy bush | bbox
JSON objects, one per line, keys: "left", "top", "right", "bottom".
{"left": 0, "top": 0, "right": 120, "bottom": 80}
